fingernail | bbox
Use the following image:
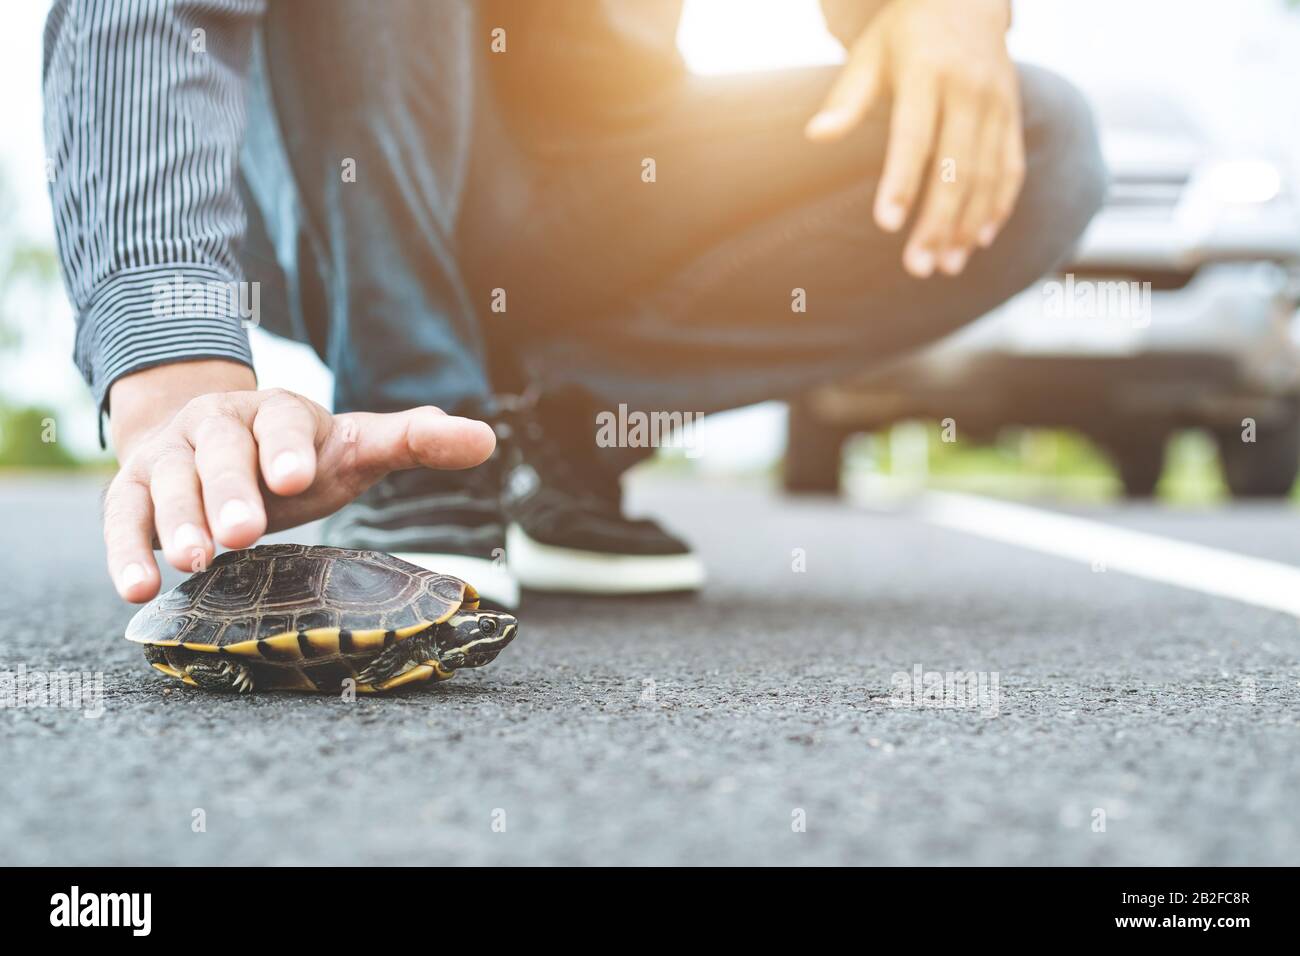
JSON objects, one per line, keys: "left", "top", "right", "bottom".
{"left": 876, "top": 199, "right": 906, "bottom": 232}
{"left": 120, "top": 563, "right": 146, "bottom": 591}
{"left": 219, "top": 499, "right": 254, "bottom": 531}
{"left": 977, "top": 224, "right": 998, "bottom": 248}
{"left": 904, "top": 247, "right": 936, "bottom": 278}
{"left": 271, "top": 451, "right": 303, "bottom": 481}
{"left": 940, "top": 248, "right": 969, "bottom": 275}
{"left": 172, "top": 523, "right": 206, "bottom": 554}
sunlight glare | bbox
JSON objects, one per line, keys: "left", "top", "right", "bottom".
{"left": 677, "top": 0, "right": 845, "bottom": 75}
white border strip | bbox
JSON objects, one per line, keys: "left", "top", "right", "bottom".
{"left": 918, "top": 491, "right": 1300, "bottom": 618}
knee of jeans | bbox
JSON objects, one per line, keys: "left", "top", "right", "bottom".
{"left": 1015, "top": 64, "right": 1107, "bottom": 265}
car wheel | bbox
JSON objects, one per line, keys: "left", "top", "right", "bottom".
{"left": 783, "top": 397, "right": 855, "bottom": 495}
{"left": 1216, "top": 415, "right": 1300, "bottom": 498}
{"left": 1107, "top": 431, "right": 1168, "bottom": 499}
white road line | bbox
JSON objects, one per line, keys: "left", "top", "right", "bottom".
{"left": 916, "top": 491, "right": 1300, "bottom": 618}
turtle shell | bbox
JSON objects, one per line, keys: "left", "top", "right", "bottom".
{"left": 126, "top": 544, "right": 477, "bottom": 660}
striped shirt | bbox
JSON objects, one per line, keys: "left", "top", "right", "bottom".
{"left": 43, "top": 0, "right": 883, "bottom": 429}
{"left": 43, "top": 0, "right": 265, "bottom": 424}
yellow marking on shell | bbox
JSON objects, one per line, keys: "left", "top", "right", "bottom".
{"left": 180, "top": 674, "right": 199, "bottom": 687}
{"left": 220, "top": 621, "right": 433, "bottom": 658}
{"left": 267, "top": 632, "right": 306, "bottom": 655}
{"left": 221, "top": 639, "right": 265, "bottom": 658}
{"left": 455, "top": 583, "right": 481, "bottom": 616}
{"left": 219, "top": 631, "right": 301, "bottom": 658}
{"left": 348, "top": 628, "right": 389, "bottom": 651}
{"left": 182, "top": 642, "right": 221, "bottom": 653}
{"left": 301, "top": 629, "right": 340, "bottom": 655}
{"left": 395, "top": 621, "right": 436, "bottom": 639}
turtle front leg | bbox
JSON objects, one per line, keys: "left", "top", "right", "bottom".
{"left": 356, "top": 627, "right": 439, "bottom": 687}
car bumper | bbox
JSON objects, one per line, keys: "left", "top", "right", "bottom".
{"left": 819, "top": 261, "right": 1300, "bottom": 432}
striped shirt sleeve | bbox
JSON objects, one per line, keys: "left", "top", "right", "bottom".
{"left": 42, "top": 0, "right": 266, "bottom": 425}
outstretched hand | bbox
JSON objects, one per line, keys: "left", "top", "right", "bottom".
{"left": 105, "top": 361, "right": 495, "bottom": 603}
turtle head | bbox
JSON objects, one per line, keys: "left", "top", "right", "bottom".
{"left": 436, "top": 610, "right": 518, "bottom": 670}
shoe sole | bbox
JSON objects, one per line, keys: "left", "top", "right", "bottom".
{"left": 391, "top": 552, "right": 520, "bottom": 611}
{"left": 506, "top": 523, "right": 706, "bottom": 595}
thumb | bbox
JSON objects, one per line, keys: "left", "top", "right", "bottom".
{"left": 805, "top": 25, "right": 886, "bottom": 142}
{"left": 337, "top": 406, "right": 497, "bottom": 478}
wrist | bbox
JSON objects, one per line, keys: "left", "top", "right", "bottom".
{"left": 109, "top": 359, "right": 256, "bottom": 458}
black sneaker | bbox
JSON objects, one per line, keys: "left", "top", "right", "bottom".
{"left": 322, "top": 459, "right": 519, "bottom": 610}
{"left": 496, "top": 397, "right": 705, "bottom": 595}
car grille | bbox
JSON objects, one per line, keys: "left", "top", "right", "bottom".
{"left": 1104, "top": 170, "right": 1190, "bottom": 219}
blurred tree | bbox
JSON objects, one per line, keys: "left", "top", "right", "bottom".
{"left": 0, "top": 169, "right": 76, "bottom": 468}
{"left": 0, "top": 405, "right": 77, "bottom": 468}
{"left": 0, "top": 176, "right": 60, "bottom": 350}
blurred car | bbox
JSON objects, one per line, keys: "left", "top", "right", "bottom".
{"left": 785, "top": 89, "right": 1300, "bottom": 498}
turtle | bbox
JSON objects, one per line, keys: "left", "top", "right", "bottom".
{"left": 125, "top": 544, "right": 518, "bottom": 694}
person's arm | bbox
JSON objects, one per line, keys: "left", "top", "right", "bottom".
{"left": 807, "top": 0, "right": 1021, "bottom": 279}
{"left": 43, "top": 0, "right": 265, "bottom": 425}
{"left": 43, "top": 1, "right": 495, "bottom": 603}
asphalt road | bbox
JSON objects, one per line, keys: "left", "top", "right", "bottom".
{"left": 2, "top": 472, "right": 1297, "bottom": 865}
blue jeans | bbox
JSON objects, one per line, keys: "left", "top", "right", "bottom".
{"left": 240, "top": 0, "right": 1105, "bottom": 430}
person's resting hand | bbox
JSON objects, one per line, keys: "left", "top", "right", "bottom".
{"left": 806, "top": 0, "right": 1022, "bottom": 278}
{"left": 104, "top": 359, "right": 496, "bottom": 603}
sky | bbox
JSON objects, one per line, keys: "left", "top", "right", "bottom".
{"left": 3, "top": 0, "right": 1300, "bottom": 461}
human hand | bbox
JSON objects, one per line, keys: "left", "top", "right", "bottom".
{"left": 105, "top": 360, "right": 495, "bottom": 602}
{"left": 806, "top": 0, "right": 1022, "bottom": 278}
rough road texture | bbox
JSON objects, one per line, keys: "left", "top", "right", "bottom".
{"left": 2, "top": 474, "right": 1297, "bottom": 864}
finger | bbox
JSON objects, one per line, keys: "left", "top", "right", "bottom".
{"left": 103, "top": 474, "right": 162, "bottom": 602}
{"left": 874, "top": 72, "right": 940, "bottom": 235}
{"left": 149, "top": 450, "right": 214, "bottom": 573}
{"left": 251, "top": 392, "right": 326, "bottom": 496}
{"left": 904, "top": 88, "right": 981, "bottom": 277}
{"left": 189, "top": 413, "right": 267, "bottom": 549}
{"left": 987, "top": 112, "right": 1027, "bottom": 246}
{"left": 957, "top": 108, "right": 1007, "bottom": 252}
{"left": 805, "top": 27, "right": 886, "bottom": 142}
{"left": 340, "top": 407, "right": 496, "bottom": 480}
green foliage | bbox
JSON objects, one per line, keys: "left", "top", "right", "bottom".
{"left": 0, "top": 405, "right": 79, "bottom": 468}
{"left": 846, "top": 422, "right": 1237, "bottom": 504}
{"left": 0, "top": 167, "right": 87, "bottom": 467}
{"left": 0, "top": 180, "right": 60, "bottom": 351}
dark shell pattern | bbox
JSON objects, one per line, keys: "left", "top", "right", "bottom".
{"left": 126, "top": 544, "right": 472, "bottom": 647}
